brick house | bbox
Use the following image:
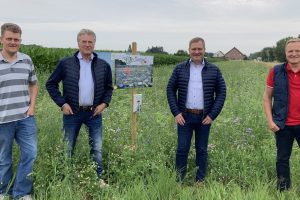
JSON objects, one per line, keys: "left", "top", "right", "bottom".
{"left": 224, "top": 47, "right": 246, "bottom": 60}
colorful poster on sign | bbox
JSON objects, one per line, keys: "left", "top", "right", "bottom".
{"left": 115, "top": 54, "right": 153, "bottom": 89}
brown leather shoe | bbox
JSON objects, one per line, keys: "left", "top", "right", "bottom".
{"left": 195, "top": 181, "right": 204, "bottom": 188}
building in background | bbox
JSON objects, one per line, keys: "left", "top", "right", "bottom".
{"left": 224, "top": 47, "right": 246, "bottom": 60}
{"left": 213, "top": 50, "right": 225, "bottom": 58}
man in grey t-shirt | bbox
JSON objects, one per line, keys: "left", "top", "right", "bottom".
{"left": 0, "top": 23, "right": 38, "bottom": 200}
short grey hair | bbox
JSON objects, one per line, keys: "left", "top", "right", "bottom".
{"left": 1, "top": 23, "right": 22, "bottom": 36}
{"left": 189, "top": 37, "right": 205, "bottom": 48}
{"left": 77, "top": 29, "right": 96, "bottom": 42}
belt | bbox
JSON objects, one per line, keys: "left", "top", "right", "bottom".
{"left": 186, "top": 108, "right": 203, "bottom": 115}
{"left": 79, "top": 106, "right": 93, "bottom": 112}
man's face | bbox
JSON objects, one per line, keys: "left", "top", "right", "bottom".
{"left": 0, "top": 30, "right": 21, "bottom": 55}
{"left": 285, "top": 42, "right": 300, "bottom": 65}
{"left": 78, "top": 34, "right": 95, "bottom": 58}
{"left": 189, "top": 41, "right": 205, "bottom": 64}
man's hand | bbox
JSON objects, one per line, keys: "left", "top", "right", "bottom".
{"left": 26, "top": 106, "right": 35, "bottom": 116}
{"left": 175, "top": 113, "right": 185, "bottom": 126}
{"left": 268, "top": 121, "right": 280, "bottom": 133}
{"left": 62, "top": 103, "right": 74, "bottom": 115}
{"left": 202, "top": 116, "right": 213, "bottom": 125}
{"left": 93, "top": 103, "right": 107, "bottom": 117}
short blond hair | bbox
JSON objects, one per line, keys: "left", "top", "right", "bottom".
{"left": 189, "top": 37, "right": 205, "bottom": 48}
{"left": 285, "top": 38, "right": 300, "bottom": 50}
{"left": 1, "top": 23, "right": 22, "bottom": 36}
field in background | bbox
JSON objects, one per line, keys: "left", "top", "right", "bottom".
{"left": 12, "top": 60, "right": 300, "bottom": 199}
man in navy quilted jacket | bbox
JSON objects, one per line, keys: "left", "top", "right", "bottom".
{"left": 46, "top": 29, "right": 113, "bottom": 186}
{"left": 167, "top": 37, "right": 226, "bottom": 186}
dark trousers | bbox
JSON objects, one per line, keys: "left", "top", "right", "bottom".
{"left": 63, "top": 111, "right": 103, "bottom": 177}
{"left": 176, "top": 112, "right": 211, "bottom": 182}
{"left": 275, "top": 125, "right": 300, "bottom": 191}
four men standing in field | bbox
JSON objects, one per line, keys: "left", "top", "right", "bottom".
{"left": 1, "top": 21, "right": 300, "bottom": 198}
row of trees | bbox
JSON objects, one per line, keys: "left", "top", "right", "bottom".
{"left": 249, "top": 35, "right": 300, "bottom": 62}
{"left": 145, "top": 46, "right": 215, "bottom": 58}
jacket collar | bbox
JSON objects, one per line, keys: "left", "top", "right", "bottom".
{"left": 74, "top": 51, "right": 98, "bottom": 61}
{"left": 185, "top": 58, "right": 208, "bottom": 68}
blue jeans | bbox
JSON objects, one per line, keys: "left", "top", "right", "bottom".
{"left": 0, "top": 116, "right": 37, "bottom": 198}
{"left": 63, "top": 111, "right": 103, "bottom": 177}
{"left": 275, "top": 125, "right": 300, "bottom": 191}
{"left": 176, "top": 112, "right": 211, "bottom": 182}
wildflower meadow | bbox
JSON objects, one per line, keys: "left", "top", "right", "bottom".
{"left": 12, "top": 60, "right": 300, "bottom": 199}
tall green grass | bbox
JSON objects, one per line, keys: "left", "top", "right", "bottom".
{"left": 11, "top": 61, "right": 300, "bottom": 199}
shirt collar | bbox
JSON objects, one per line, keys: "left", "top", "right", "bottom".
{"left": 189, "top": 58, "right": 205, "bottom": 66}
{"left": 0, "top": 52, "right": 4, "bottom": 61}
{"left": 286, "top": 63, "right": 291, "bottom": 71}
{"left": 77, "top": 52, "right": 94, "bottom": 61}
{"left": 286, "top": 63, "right": 300, "bottom": 73}
{"left": 0, "top": 51, "right": 24, "bottom": 62}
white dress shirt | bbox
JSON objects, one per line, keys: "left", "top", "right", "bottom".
{"left": 185, "top": 60, "right": 204, "bottom": 109}
{"left": 78, "top": 52, "right": 94, "bottom": 106}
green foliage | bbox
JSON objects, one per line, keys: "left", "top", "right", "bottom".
{"left": 260, "top": 47, "right": 276, "bottom": 61}
{"left": 205, "top": 52, "right": 214, "bottom": 58}
{"left": 20, "top": 45, "right": 76, "bottom": 72}
{"left": 249, "top": 35, "right": 299, "bottom": 61}
{"left": 274, "top": 36, "right": 294, "bottom": 62}
{"left": 145, "top": 53, "right": 188, "bottom": 66}
{"left": 145, "top": 46, "right": 168, "bottom": 54}
{"left": 174, "top": 50, "right": 188, "bottom": 56}
{"left": 207, "top": 57, "right": 226, "bottom": 63}
{"left": 127, "top": 44, "right": 132, "bottom": 53}
{"left": 249, "top": 51, "right": 263, "bottom": 60}
{"left": 9, "top": 60, "right": 300, "bottom": 199}
{"left": 143, "top": 53, "right": 225, "bottom": 66}
{"left": 17, "top": 45, "right": 226, "bottom": 72}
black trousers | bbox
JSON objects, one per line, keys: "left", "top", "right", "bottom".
{"left": 275, "top": 125, "right": 300, "bottom": 191}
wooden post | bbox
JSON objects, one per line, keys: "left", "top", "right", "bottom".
{"left": 131, "top": 42, "right": 137, "bottom": 149}
{"left": 132, "top": 42, "right": 137, "bottom": 55}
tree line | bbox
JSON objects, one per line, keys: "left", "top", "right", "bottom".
{"left": 145, "top": 46, "right": 215, "bottom": 58}
{"left": 249, "top": 34, "right": 300, "bottom": 62}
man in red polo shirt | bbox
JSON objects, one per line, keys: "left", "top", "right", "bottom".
{"left": 263, "top": 38, "right": 300, "bottom": 191}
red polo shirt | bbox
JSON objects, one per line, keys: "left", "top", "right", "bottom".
{"left": 266, "top": 64, "right": 300, "bottom": 126}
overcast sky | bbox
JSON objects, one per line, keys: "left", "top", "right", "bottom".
{"left": 1, "top": 0, "right": 299, "bottom": 55}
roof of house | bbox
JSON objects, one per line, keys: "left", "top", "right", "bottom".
{"left": 215, "top": 50, "right": 224, "bottom": 55}
{"left": 224, "top": 47, "right": 245, "bottom": 56}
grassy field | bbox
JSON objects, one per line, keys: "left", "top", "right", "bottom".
{"left": 12, "top": 60, "right": 300, "bottom": 199}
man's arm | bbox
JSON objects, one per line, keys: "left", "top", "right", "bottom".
{"left": 93, "top": 63, "right": 113, "bottom": 116}
{"left": 27, "top": 83, "right": 38, "bottom": 116}
{"left": 166, "top": 66, "right": 186, "bottom": 125}
{"left": 207, "top": 68, "right": 226, "bottom": 121}
{"left": 45, "top": 61, "right": 66, "bottom": 107}
{"left": 166, "top": 67, "right": 180, "bottom": 117}
{"left": 263, "top": 86, "right": 279, "bottom": 132}
{"left": 101, "top": 63, "right": 113, "bottom": 106}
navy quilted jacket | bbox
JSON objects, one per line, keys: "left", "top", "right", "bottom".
{"left": 167, "top": 59, "right": 226, "bottom": 120}
{"left": 272, "top": 63, "right": 289, "bottom": 129}
{"left": 46, "top": 51, "right": 113, "bottom": 113}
